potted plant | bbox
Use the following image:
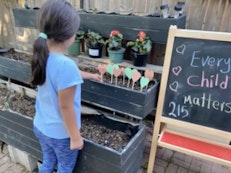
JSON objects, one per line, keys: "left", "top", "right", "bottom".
{"left": 68, "top": 27, "right": 85, "bottom": 57}
{"left": 126, "top": 31, "right": 152, "bottom": 67}
{"left": 85, "top": 30, "right": 105, "bottom": 58}
{"left": 107, "top": 30, "right": 125, "bottom": 63}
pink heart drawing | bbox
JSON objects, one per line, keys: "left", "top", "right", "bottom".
{"left": 172, "top": 66, "right": 182, "bottom": 76}
{"left": 144, "top": 69, "right": 154, "bottom": 81}
{"left": 98, "top": 64, "right": 107, "bottom": 75}
{"left": 132, "top": 71, "right": 141, "bottom": 82}
{"left": 176, "top": 44, "right": 186, "bottom": 55}
{"left": 113, "top": 68, "right": 122, "bottom": 77}
{"left": 169, "top": 81, "right": 178, "bottom": 92}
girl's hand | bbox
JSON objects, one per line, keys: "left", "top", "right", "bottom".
{"left": 70, "top": 136, "right": 84, "bottom": 150}
{"left": 91, "top": 73, "right": 102, "bottom": 82}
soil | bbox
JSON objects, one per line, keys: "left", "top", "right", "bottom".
{"left": 0, "top": 86, "right": 8, "bottom": 110}
{"left": 79, "top": 66, "right": 156, "bottom": 91}
{"left": 1, "top": 48, "right": 32, "bottom": 63}
{"left": 0, "top": 87, "right": 131, "bottom": 151}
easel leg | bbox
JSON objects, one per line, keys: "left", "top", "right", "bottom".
{"left": 147, "top": 122, "right": 164, "bottom": 173}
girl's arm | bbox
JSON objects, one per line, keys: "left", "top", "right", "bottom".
{"left": 58, "top": 85, "right": 83, "bottom": 150}
{"left": 80, "top": 70, "right": 102, "bottom": 81}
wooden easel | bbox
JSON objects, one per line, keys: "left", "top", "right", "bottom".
{"left": 147, "top": 26, "right": 231, "bottom": 173}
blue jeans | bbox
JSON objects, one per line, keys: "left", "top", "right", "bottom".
{"left": 34, "top": 126, "right": 79, "bottom": 173}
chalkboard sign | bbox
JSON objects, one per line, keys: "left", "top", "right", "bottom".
{"left": 163, "top": 37, "right": 231, "bottom": 132}
{"left": 147, "top": 26, "right": 231, "bottom": 173}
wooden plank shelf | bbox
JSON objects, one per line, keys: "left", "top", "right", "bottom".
{"left": 74, "top": 54, "right": 163, "bottom": 74}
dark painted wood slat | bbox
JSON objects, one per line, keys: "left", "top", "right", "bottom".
{"left": 82, "top": 92, "right": 146, "bottom": 117}
{"left": 82, "top": 80, "right": 147, "bottom": 104}
{"left": 0, "top": 125, "right": 40, "bottom": 152}
{"left": 80, "top": 13, "right": 185, "bottom": 30}
{"left": 0, "top": 110, "right": 33, "bottom": 129}
{"left": 121, "top": 125, "right": 146, "bottom": 162}
{"left": 12, "top": 8, "right": 37, "bottom": 28}
{"left": 0, "top": 130, "right": 42, "bottom": 160}
{"left": 0, "top": 56, "right": 31, "bottom": 83}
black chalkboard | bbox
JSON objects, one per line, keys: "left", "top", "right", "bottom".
{"left": 163, "top": 37, "right": 231, "bottom": 132}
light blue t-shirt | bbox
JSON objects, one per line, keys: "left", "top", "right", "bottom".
{"left": 33, "top": 53, "right": 83, "bottom": 139}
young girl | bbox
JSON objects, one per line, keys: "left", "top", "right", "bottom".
{"left": 30, "top": 0, "right": 101, "bottom": 172}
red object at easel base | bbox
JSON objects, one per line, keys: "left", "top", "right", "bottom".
{"left": 160, "top": 131, "right": 231, "bottom": 162}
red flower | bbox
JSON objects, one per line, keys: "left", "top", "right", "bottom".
{"left": 110, "top": 30, "right": 120, "bottom": 37}
{"left": 138, "top": 31, "right": 146, "bottom": 41}
{"left": 126, "top": 31, "right": 152, "bottom": 54}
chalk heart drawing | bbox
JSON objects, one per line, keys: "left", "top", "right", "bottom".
{"left": 98, "top": 64, "right": 107, "bottom": 75}
{"left": 172, "top": 66, "right": 182, "bottom": 76}
{"left": 113, "top": 68, "right": 122, "bottom": 77}
{"left": 132, "top": 71, "right": 141, "bottom": 82}
{"left": 176, "top": 44, "right": 186, "bottom": 55}
{"left": 169, "top": 81, "right": 178, "bottom": 92}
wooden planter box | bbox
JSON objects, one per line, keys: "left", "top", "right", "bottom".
{"left": 74, "top": 115, "right": 146, "bottom": 173}
{"left": 82, "top": 79, "right": 159, "bottom": 119}
{"left": 0, "top": 110, "right": 42, "bottom": 159}
{"left": 0, "top": 55, "right": 159, "bottom": 118}
{"left": 12, "top": 8, "right": 186, "bottom": 43}
{"left": 79, "top": 12, "right": 186, "bottom": 44}
{"left": 0, "top": 109, "right": 146, "bottom": 173}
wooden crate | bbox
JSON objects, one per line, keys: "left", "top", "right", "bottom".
{"left": 82, "top": 79, "right": 159, "bottom": 119}
{"left": 0, "top": 99, "right": 146, "bottom": 173}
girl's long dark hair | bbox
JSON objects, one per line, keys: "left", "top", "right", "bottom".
{"left": 30, "top": 0, "right": 80, "bottom": 86}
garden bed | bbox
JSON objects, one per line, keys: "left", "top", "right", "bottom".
{"left": 0, "top": 82, "right": 146, "bottom": 173}
{"left": 0, "top": 49, "right": 159, "bottom": 118}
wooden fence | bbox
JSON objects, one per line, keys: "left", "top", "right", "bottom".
{"left": 0, "top": 0, "right": 230, "bottom": 65}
